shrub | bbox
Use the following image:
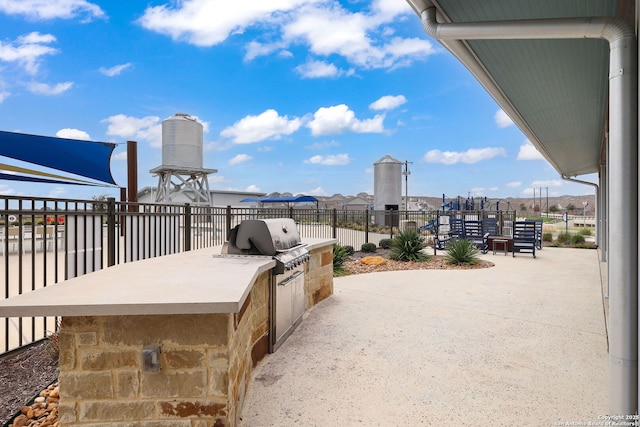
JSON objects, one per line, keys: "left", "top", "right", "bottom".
{"left": 579, "top": 228, "right": 592, "bottom": 236}
{"left": 542, "top": 232, "right": 553, "bottom": 242}
{"left": 333, "top": 245, "right": 350, "bottom": 276}
{"left": 571, "top": 234, "right": 586, "bottom": 245}
{"left": 445, "top": 239, "right": 480, "bottom": 265}
{"left": 573, "top": 242, "right": 597, "bottom": 249}
{"left": 343, "top": 245, "right": 355, "bottom": 256}
{"left": 557, "top": 232, "right": 572, "bottom": 245}
{"left": 389, "top": 230, "right": 429, "bottom": 262}
{"left": 361, "top": 242, "right": 377, "bottom": 253}
{"left": 379, "top": 238, "right": 393, "bottom": 249}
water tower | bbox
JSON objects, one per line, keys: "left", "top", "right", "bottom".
{"left": 373, "top": 155, "right": 402, "bottom": 226}
{"left": 150, "top": 113, "right": 218, "bottom": 205}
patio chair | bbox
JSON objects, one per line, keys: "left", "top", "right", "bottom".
{"left": 464, "top": 220, "right": 489, "bottom": 253}
{"left": 512, "top": 220, "right": 537, "bottom": 258}
{"left": 534, "top": 219, "right": 543, "bottom": 250}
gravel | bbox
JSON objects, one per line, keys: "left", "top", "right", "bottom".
{"left": 0, "top": 341, "right": 59, "bottom": 426}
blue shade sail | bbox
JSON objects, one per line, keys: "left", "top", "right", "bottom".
{"left": 0, "top": 130, "right": 117, "bottom": 185}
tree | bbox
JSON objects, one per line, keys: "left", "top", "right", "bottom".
{"left": 91, "top": 194, "right": 110, "bottom": 212}
{"left": 549, "top": 204, "right": 559, "bottom": 213}
{"left": 566, "top": 203, "right": 576, "bottom": 214}
{"left": 519, "top": 203, "right": 527, "bottom": 214}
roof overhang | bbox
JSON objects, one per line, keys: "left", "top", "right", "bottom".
{"left": 408, "top": 0, "right": 632, "bottom": 178}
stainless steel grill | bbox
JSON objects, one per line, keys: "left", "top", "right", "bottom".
{"left": 223, "top": 218, "right": 310, "bottom": 274}
{"left": 220, "top": 218, "right": 310, "bottom": 352}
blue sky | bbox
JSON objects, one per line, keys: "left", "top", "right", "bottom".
{"left": 0, "top": 0, "right": 597, "bottom": 201}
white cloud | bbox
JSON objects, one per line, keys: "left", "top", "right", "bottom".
{"left": 295, "top": 60, "right": 341, "bottom": 79}
{"left": 423, "top": 147, "right": 506, "bottom": 165}
{"left": 0, "top": 0, "right": 105, "bottom": 21}
{"left": 138, "top": 0, "right": 435, "bottom": 72}
{"left": 494, "top": 109, "right": 513, "bottom": 128}
{"left": 99, "top": 63, "right": 132, "bottom": 77}
{"left": 303, "top": 154, "right": 350, "bottom": 165}
{"left": 0, "top": 184, "right": 16, "bottom": 195}
{"left": 307, "top": 104, "right": 384, "bottom": 136}
{"left": 220, "top": 109, "right": 301, "bottom": 144}
{"left": 282, "top": 4, "right": 435, "bottom": 70}
{"left": 48, "top": 186, "right": 67, "bottom": 198}
{"left": 0, "top": 90, "right": 10, "bottom": 103}
{"left": 506, "top": 181, "right": 522, "bottom": 188}
{"left": 138, "top": 0, "right": 310, "bottom": 47}
{"left": 0, "top": 32, "right": 58, "bottom": 74}
{"left": 112, "top": 151, "right": 127, "bottom": 161}
{"left": 306, "top": 140, "right": 340, "bottom": 150}
{"left": 228, "top": 154, "right": 252, "bottom": 165}
{"left": 244, "top": 41, "right": 287, "bottom": 62}
{"left": 517, "top": 141, "right": 545, "bottom": 160}
{"left": 26, "top": 81, "right": 73, "bottom": 95}
{"left": 305, "top": 186, "right": 327, "bottom": 196}
{"left": 369, "top": 95, "right": 406, "bottom": 111}
{"left": 101, "top": 114, "right": 162, "bottom": 147}
{"left": 208, "top": 175, "right": 226, "bottom": 185}
{"left": 530, "top": 179, "right": 562, "bottom": 188}
{"left": 245, "top": 184, "right": 261, "bottom": 192}
{"left": 56, "top": 128, "right": 90, "bottom": 140}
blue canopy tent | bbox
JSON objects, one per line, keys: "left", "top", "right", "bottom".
{"left": 240, "top": 195, "right": 319, "bottom": 208}
{"left": 0, "top": 130, "right": 117, "bottom": 186}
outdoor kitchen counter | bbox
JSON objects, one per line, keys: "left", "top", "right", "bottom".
{"left": 0, "top": 246, "right": 277, "bottom": 317}
{"left": 0, "top": 238, "right": 335, "bottom": 318}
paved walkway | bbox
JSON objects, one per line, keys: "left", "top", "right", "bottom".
{"left": 240, "top": 247, "right": 608, "bottom": 426}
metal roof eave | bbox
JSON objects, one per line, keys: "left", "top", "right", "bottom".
{"left": 436, "top": 38, "right": 571, "bottom": 176}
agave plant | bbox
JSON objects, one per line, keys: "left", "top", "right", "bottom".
{"left": 389, "top": 230, "right": 429, "bottom": 262}
{"left": 445, "top": 239, "right": 480, "bottom": 265}
{"left": 333, "top": 244, "right": 350, "bottom": 276}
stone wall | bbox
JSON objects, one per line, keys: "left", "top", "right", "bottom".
{"left": 57, "top": 270, "right": 270, "bottom": 427}
{"left": 55, "top": 241, "right": 335, "bottom": 427}
{"left": 306, "top": 244, "right": 334, "bottom": 307}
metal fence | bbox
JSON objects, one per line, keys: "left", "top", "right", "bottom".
{"left": 0, "top": 194, "right": 514, "bottom": 354}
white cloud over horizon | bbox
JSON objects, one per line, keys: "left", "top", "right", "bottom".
{"left": 102, "top": 114, "right": 162, "bottom": 147}
{"left": 99, "top": 63, "right": 132, "bottom": 77}
{"left": 55, "top": 128, "right": 90, "bottom": 140}
{"left": 0, "top": 0, "right": 105, "bottom": 21}
{"left": 26, "top": 81, "right": 73, "bottom": 95}
{"left": 220, "top": 109, "right": 301, "bottom": 144}
{"left": 137, "top": 0, "right": 435, "bottom": 73}
{"left": 517, "top": 141, "right": 545, "bottom": 161}
{"left": 304, "top": 153, "right": 350, "bottom": 165}
{"left": 369, "top": 94, "right": 406, "bottom": 111}
{"left": 0, "top": 32, "right": 58, "bottom": 75}
{"left": 423, "top": 147, "right": 506, "bottom": 165}
{"left": 307, "top": 104, "right": 384, "bottom": 135}
{"left": 228, "top": 154, "right": 252, "bottom": 165}
{"left": 494, "top": 109, "right": 514, "bottom": 128}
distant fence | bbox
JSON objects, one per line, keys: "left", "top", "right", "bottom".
{"left": 0, "top": 194, "right": 514, "bottom": 354}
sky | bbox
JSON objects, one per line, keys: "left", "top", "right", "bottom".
{"left": 0, "top": 0, "right": 598, "bottom": 202}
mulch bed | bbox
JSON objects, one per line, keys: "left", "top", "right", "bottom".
{"left": 341, "top": 248, "right": 494, "bottom": 275}
{"left": 0, "top": 341, "right": 59, "bottom": 426}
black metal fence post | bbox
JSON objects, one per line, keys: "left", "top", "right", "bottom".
{"left": 226, "top": 205, "right": 232, "bottom": 242}
{"left": 364, "top": 209, "right": 369, "bottom": 243}
{"left": 107, "top": 198, "right": 116, "bottom": 267}
{"left": 184, "top": 203, "right": 192, "bottom": 251}
{"left": 332, "top": 209, "right": 337, "bottom": 239}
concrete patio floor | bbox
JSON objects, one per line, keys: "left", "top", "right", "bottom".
{"left": 240, "top": 247, "right": 608, "bottom": 426}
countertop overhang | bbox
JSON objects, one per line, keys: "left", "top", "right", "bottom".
{"left": 0, "top": 238, "right": 335, "bottom": 318}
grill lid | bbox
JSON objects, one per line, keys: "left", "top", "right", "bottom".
{"left": 227, "top": 218, "right": 302, "bottom": 256}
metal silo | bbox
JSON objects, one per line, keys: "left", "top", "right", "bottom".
{"left": 374, "top": 155, "right": 402, "bottom": 226}
{"left": 161, "top": 113, "right": 203, "bottom": 169}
